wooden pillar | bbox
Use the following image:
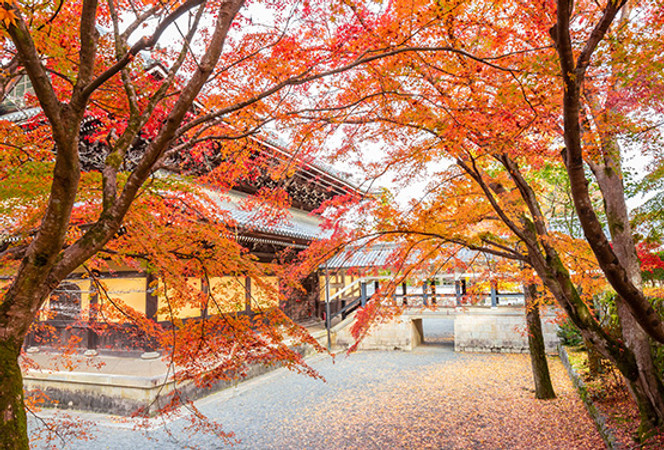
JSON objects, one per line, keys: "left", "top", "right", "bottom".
{"left": 87, "top": 280, "right": 98, "bottom": 351}
{"left": 324, "top": 265, "right": 331, "bottom": 351}
{"left": 360, "top": 282, "right": 368, "bottom": 307}
{"left": 145, "top": 272, "right": 158, "bottom": 321}
{"left": 402, "top": 282, "right": 407, "bottom": 306}
{"left": 144, "top": 272, "right": 159, "bottom": 353}
{"left": 455, "top": 280, "right": 462, "bottom": 306}
{"left": 422, "top": 281, "right": 429, "bottom": 306}
{"left": 201, "top": 277, "right": 209, "bottom": 319}
{"left": 245, "top": 276, "right": 252, "bottom": 314}
{"left": 316, "top": 273, "right": 324, "bottom": 319}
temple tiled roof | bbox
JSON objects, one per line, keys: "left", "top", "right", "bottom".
{"left": 324, "top": 244, "right": 396, "bottom": 269}
{"left": 1, "top": 189, "right": 329, "bottom": 248}
{"left": 323, "top": 243, "right": 477, "bottom": 269}
{"left": 227, "top": 209, "right": 325, "bottom": 241}
{"left": 208, "top": 189, "right": 329, "bottom": 243}
{"left": 0, "top": 106, "right": 40, "bottom": 123}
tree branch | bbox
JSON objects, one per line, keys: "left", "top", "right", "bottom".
{"left": 553, "top": 0, "right": 664, "bottom": 343}
{"left": 5, "top": 3, "right": 63, "bottom": 136}
{"left": 80, "top": 0, "right": 206, "bottom": 100}
{"left": 178, "top": 44, "right": 518, "bottom": 137}
{"left": 456, "top": 156, "right": 529, "bottom": 244}
{"left": 71, "top": 0, "right": 99, "bottom": 110}
{"left": 53, "top": 0, "right": 246, "bottom": 282}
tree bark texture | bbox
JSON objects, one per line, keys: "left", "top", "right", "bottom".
{"left": 0, "top": 0, "right": 246, "bottom": 446}
{"left": 590, "top": 147, "right": 664, "bottom": 430}
{"left": 0, "top": 339, "right": 28, "bottom": 450}
{"left": 582, "top": 336, "right": 603, "bottom": 377}
{"left": 524, "top": 284, "right": 556, "bottom": 400}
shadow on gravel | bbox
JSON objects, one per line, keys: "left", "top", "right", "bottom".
{"left": 422, "top": 337, "right": 454, "bottom": 347}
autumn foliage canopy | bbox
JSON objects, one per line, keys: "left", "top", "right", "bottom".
{"left": 2, "top": 0, "right": 664, "bottom": 447}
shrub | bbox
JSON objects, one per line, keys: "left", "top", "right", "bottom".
{"left": 558, "top": 318, "right": 583, "bottom": 346}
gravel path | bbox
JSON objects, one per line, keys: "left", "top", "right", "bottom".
{"left": 30, "top": 320, "right": 602, "bottom": 449}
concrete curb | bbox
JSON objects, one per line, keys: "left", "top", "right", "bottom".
{"left": 558, "top": 344, "right": 623, "bottom": 450}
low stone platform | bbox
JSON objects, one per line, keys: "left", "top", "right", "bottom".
{"left": 22, "top": 327, "right": 328, "bottom": 416}
{"left": 24, "top": 352, "right": 178, "bottom": 416}
{"left": 334, "top": 316, "right": 423, "bottom": 351}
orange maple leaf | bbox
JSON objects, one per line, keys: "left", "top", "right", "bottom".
{"left": 0, "top": 5, "right": 17, "bottom": 27}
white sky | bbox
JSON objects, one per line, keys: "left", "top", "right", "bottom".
{"left": 124, "top": 3, "right": 659, "bottom": 212}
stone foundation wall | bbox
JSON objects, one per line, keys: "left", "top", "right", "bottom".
{"left": 454, "top": 308, "right": 559, "bottom": 354}
{"left": 335, "top": 317, "right": 423, "bottom": 351}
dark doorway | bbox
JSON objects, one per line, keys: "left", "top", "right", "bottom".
{"left": 422, "top": 318, "right": 454, "bottom": 346}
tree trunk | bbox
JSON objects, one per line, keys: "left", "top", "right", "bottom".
{"left": 582, "top": 336, "right": 603, "bottom": 377}
{"left": 524, "top": 284, "right": 556, "bottom": 399}
{"left": 0, "top": 339, "right": 28, "bottom": 450}
{"left": 589, "top": 139, "right": 664, "bottom": 433}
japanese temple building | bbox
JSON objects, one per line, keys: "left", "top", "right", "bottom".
{"left": 0, "top": 77, "right": 367, "bottom": 354}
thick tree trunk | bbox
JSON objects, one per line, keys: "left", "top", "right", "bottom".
{"left": 590, "top": 149, "right": 664, "bottom": 432}
{"left": 0, "top": 339, "right": 28, "bottom": 450}
{"left": 0, "top": 2, "right": 246, "bottom": 447}
{"left": 524, "top": 284, "right": 556, "bottom": 399}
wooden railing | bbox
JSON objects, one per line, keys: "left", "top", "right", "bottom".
{"left": 323, "top": 276, "right": 525, "bottom": 328}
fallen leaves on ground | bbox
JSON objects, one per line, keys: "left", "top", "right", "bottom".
{"left": 278, "top": 352, "right": 603, "bottom": 449}
{"left": 569, "top": 348, "right": 664, "bottom": 449}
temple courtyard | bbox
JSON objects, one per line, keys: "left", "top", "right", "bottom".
{"left": 28, "top": 320, "right": 602, "bottom": 449}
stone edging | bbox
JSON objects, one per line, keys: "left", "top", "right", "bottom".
{"left": 558, "top": 344, "right": 622, "bottom": 450}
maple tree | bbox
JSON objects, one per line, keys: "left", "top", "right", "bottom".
{"left": 2, "top": 0, "right": 663, "bottom": 446}
{"left": 0, "top": 1, "right": 275, "bottom": 446}
{"left": 289, "top": 0, "right": 664, "bottom": 435}
{"left": 0, "top": 0, "right": 410, "bottom": 447}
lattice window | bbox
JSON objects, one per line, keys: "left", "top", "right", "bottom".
{"left": 50, "top": 282, "right": 82, "bottom": 321}
{"left": 3, "top": 76, "right": 33, "bottom": 110}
